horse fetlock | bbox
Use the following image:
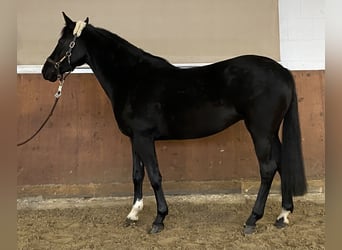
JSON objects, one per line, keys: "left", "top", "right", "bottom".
{"left": 246, "top": 211, "right": 263, "bottom": 225}
{"left": 159, "top": 207, "right": 168, "bottom": 216}
{"left": 274, "top": 217, "right": 288, "bottom": 229}
{"left": 127, "top": 199, "right": 143, "bottom": 221}
{"left": 276, "top": 208, "right": 291, "bottom": 224}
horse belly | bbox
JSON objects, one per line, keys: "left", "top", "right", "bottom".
{"left": 162, "top": 104, "right": 241, "bottom": 139}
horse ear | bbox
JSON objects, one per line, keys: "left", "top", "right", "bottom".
{"left": 62, "top": 12, "right": 74, "bottom": 28}
{"left": 84, "top": 17, "right": 89, "bottom": 24}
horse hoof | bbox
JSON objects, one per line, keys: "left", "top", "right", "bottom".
{"left": 274, "top": 218, "right": 288, "bottom": 229}
{"left": 148, "top": 223, "right": 164, "bottom": 234}
{"left": 125, "top": 218, "right": 138, "bottom": 227}
{"left": 243, "top": 224, "right": 256, "bottom": 235}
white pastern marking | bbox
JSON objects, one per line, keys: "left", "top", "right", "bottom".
{"left": 73, "top": 21, "right": 87, "bottom": 37}
{"left": 127, "top": 199, "right": 143, "bottom": 221}
{"left": 277, "top": 208, "right": 291, "bottom": 224}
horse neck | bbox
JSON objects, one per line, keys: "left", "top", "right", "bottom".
{"left": 82, "top": 29, "right": 140, "bottom": 100}
{"left": 83, "top": 28, "right": 173, "bottom": 101}
{"left": 85, "top": 31, "right": 139, "bottom": 72}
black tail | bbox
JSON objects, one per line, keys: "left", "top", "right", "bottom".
{"left": 281, "top": 84, "right": 307, "bottom": 196}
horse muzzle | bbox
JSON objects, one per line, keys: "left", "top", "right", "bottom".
{"left": 42, "top": 60, "right": 59, "bottom": 82}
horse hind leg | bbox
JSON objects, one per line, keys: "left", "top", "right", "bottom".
{"left": 244, "top": 128, "right": 278, "bottom": 235}
{"left": 268, "top": 135, "right": 294, "bottom": 228}
{"left": 274, "top": 136, "right": 295, "bottom": 229}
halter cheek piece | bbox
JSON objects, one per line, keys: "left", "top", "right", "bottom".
{"left": 46, "top": 35, "right": 77, "bottom": 80}
{"left": 46, "top": 20, "right": 87, "bottom": 80}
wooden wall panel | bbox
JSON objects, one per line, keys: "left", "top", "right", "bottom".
{"left": 293, "top": 71, "right": 325, "bottom": 178}
{"left": 17, "top": 71, "right": 325, "bottom": 196}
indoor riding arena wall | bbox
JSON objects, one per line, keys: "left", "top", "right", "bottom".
{"left": 17, "top": 70, "right": 325, "bottom": 198}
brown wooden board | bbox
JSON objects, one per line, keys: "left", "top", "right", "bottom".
{"left": 17, "top": 71, "right": 325, "bottom": 196}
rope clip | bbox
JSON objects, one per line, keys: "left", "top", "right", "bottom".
{"left": 55, "top": 80, "right": 64, "bottom": 98}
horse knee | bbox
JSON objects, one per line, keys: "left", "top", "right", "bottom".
{"left": 149, "top": 172, "right": 162, "bottom": 190}
{"left": 133, "top": 170, "right": 144, "bottom": 184}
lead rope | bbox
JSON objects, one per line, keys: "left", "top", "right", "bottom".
{"left": 18, "top": 19, "right": 86, "bottom": 147}
{"left": 17, "top": 78, "right": 66, "bottom": 147}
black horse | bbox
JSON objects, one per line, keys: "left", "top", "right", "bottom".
{"left": 42, "top": 13, "right": 307, "bottom": 234}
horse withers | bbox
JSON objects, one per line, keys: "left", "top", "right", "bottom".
{"left": 42, "top": 13, "right": 307, "bottom": 234}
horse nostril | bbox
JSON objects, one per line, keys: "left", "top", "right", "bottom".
{"left": 42, "top": 64, "right": 58, "bottom": 82}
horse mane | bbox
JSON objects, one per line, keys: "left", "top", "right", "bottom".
{"left": 83, "top": 24, "right": 174, "bottom": 68}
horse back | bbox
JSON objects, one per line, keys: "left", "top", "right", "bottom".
{"left": 116, "top": 55, "right": 294, "bottom": 139}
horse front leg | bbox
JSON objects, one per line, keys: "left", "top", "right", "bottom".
{"left": 132, "top": 136, "right": 168, "bottom": 234}
{"left": 126, "top": 142, "right": 145, "bottom": 226}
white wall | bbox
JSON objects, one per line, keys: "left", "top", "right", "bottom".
{"left": 279, "top": 0, "right": 325, "bottom": 70}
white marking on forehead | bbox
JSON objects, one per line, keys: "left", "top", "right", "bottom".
{"left": 127, "top": 199, "right": 144, "bottom": 221}
{"left": 277, "top": 208, "right": 291, "bottom": 224}
{"left": 73, "top": 21, "right": 87, "bottom": 37}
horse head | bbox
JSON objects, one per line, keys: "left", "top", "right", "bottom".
{"left": 42, "top": 12, "right": 89, "bottom": 82}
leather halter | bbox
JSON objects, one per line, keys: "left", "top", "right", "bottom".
{"left": 46, "top": 34, "right": 77, "bottom": 80}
